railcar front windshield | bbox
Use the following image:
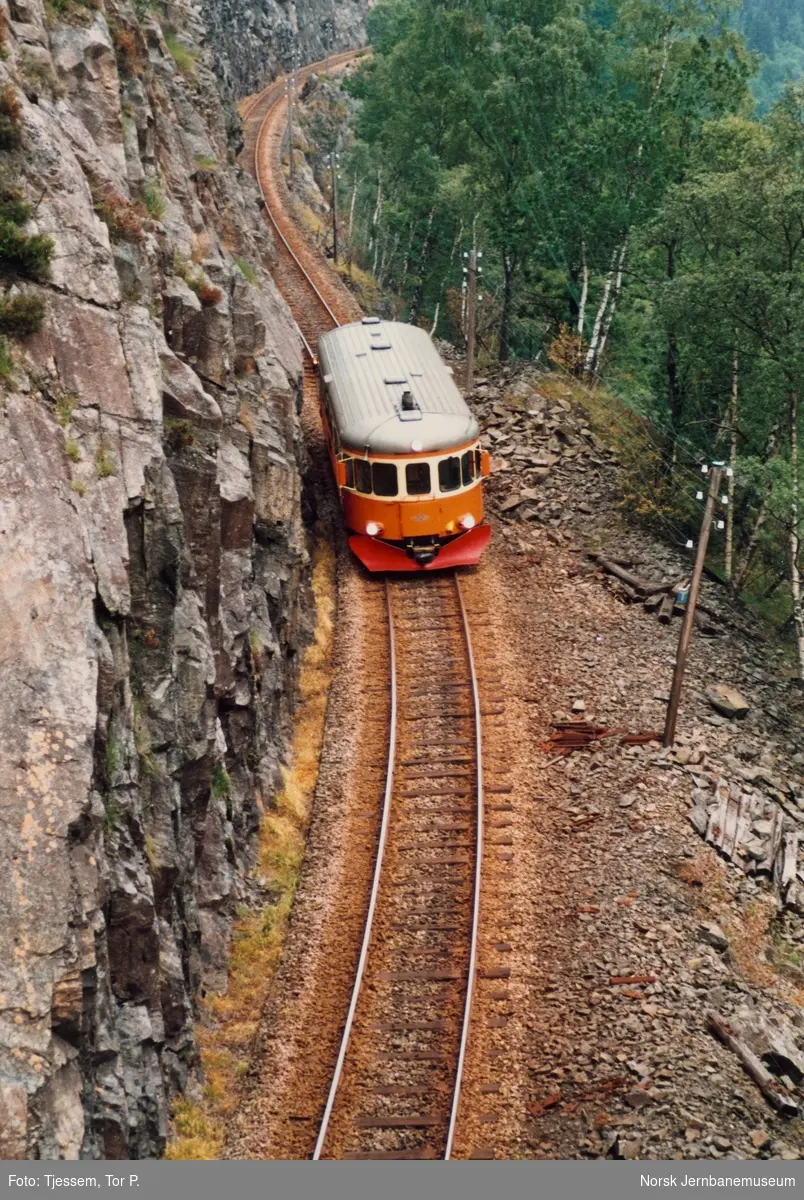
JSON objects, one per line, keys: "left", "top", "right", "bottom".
{"left": 438, "top": 456, "right": 462, "bottom": 493}
{"left": 338, "top": 446, "right": 481, "bottom": 499}
{"left": 372, "top": 461, "right": 398, "bottom": 496}
{"left": 406, "top": 462, "right": 431, "bottom": 495}
{"left": 355, "top": 459, "right": 373, "bottom": 494}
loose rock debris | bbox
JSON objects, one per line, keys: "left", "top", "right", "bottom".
{"left": 707, "top": 684, "right": 752, "bottom": 719}
{"left": 462, "top": 359, "right": 804, "bottom": 1161}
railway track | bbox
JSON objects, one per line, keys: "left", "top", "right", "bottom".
{"left": 246, "top": 50, "right": 364, "bottom": 357}
{"left": 313, "top": 575, "right": 484, "bottom": 1160}
{"left": 241, "top": 61, "right": 488, "bottom": 1161}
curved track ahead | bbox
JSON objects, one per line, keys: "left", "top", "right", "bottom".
{"left": 244, "top": 63, "right": 485, "bottom": 1160}
{"left": 245, "top": 51, "right": 363, "bottom": 353}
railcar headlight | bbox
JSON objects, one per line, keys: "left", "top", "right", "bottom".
{"left": 459, "top": 514, "right": 476, "bottom": 530}
{"left": 365, "top": 521, "right": 383, "bottom": 537}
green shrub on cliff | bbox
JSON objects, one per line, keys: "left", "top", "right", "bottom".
{"left": 45, "top": 0, "right": 94, "bottom": 27}
{"left": 0, "top": 336, "right": 13, "bottom": 378}
{"left": 212, "top": 764, "right": 231, "bottom": 801}
{"left": 0, "top": 190, "right": 54, "bottom": 282}
{"left": 18, "top": 50, "right": 65, "bottom": 98}
{"left": 163, "top": 417, "right": 195, "bottom": 451}
{"left": 165, "top": 34, "right": 197, "bottom": 75}
{"left": 94, "top": 444, "right": 118, "bottom": 478}
{"left": 0, "top": 292, "right": 45, "bottom": 335}
{"left": 143, "top": 180, "right": 166, "bottom": 220}
{"left": 234, "top": 257, "right": 258, "bottom": 286}
{"left": 0, "top": 86, "right": 22, "bottom": 150}
{"left": 0, "top": 218, "right": 53, "bottom": 280}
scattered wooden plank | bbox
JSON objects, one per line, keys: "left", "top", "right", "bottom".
{"left": 707, "top": 1011, "right": 799, "bottom": 1116}
{"left": 594, "top": 556, "right": 674, "bottom": 596}
{"left": 694, "top": 609, "right": 725, "bottom": 636}
{"left": 777, "top": 832, "right": 799, "bottom": 908}
{"left": 758, "top": 806, "right": 783, "bottom": 875}
{"left": 781, "top": 832, "right": 798, "bottom": 887}
{"left": 723, "top": 784, "right": 742, "bottom": 857}
{"left": 658, "top": 593, "right": 676, "bottom": 624}
{"left": 730, "top": 789, "right": 748, "bottom": 860}
{"left": 705, "top": 778, "right": 731, "bottom": 853}
{"left": 527, "top": 1093, "right": 562, "bottom": 1117}
{"left": 735, "top": 793, "right": 765, "bottom": 870}
{"left": 704, "top": 780, "right": 745, "bottom": 862}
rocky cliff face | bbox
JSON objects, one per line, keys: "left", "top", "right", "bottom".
{"left": 0, "top": 0, "right": 309, "bottom": 1160}
{"left": 200, "top": 0, "right": 374, "bottom": 102}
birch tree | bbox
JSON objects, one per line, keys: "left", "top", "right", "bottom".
{"left": 582, "top": 0, "right": 752, "bottom": 377}
{"left": 655, "top": 93, "right": 804, "bottom": 668}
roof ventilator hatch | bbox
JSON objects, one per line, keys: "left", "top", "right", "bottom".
{"left": 398, "top": 389, "right": 422, "bottom": 422}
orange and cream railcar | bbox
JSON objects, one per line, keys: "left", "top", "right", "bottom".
{"left": 317, "top": 317, "right": 491, "bottom": 571}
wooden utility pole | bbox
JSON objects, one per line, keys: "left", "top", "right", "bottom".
{"left": 465, "top": 247, "right": 477, "bottom": 391}
{"left": 287, "top": 44, "right": 299, "bottom": 187}
{"left": 663, "top": 465, "right": 723, "bottom": 747}
{"left": 324, "top": 6, "right": 333, "bottom": 77}
{"left": 287, "top": 72, "right": 295, "bottom": 185}
{"left": 331, "top": 150, "right": 339, "bottom": 265}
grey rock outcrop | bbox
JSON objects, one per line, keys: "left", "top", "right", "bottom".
{"left": 199, "top": 0, "right": 375, "bottom": 102}
{"left": 707, "top": 684, "right": 751, "bottom": 720}
{"left": 0, "top": 0, "right": 310, "bottom": 1160}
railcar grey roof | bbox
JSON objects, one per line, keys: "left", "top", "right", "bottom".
{"left": 317, "top": 318, "right": 480, "bottom": 455}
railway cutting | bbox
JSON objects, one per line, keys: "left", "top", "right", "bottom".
{"left": 240, "top": 56, "right": 489, "bottom": 1161}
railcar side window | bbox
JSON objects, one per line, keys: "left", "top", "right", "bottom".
{"left": 355, "top": 459, "right": 373, "bottom": 494}
{"left": 406, "top": 462, "right": 431, "bottom": 495}
{"left": 344, "top": 458, "right": 355, "bottom": 488}
{"left": 372, "top": 462, "right": 398, "bottom": 497}
{"left": 438, "top": 455, "right": 461, "bottom": 493}
{"left": 461, "top": 450, "right": 475, "bottom": 486}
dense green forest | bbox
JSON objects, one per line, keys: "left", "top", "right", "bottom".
{"left": 324, "top": 0, "right": 804, "bottom": 670}
{"left": 739, "top": 0, "right": 804, "bottom": 110}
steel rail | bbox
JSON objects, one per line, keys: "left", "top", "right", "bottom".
{"left": 252, "top": 60, "right": 352, "bottom": 350}
{"left": 445, "top": 574, "right": 484, "bottom": 1160}
{"left": 246, "top": 53, "right": 483, "bottom": 1163}
{"left": 313, "top": 573, "right": 484, "bottom": 1161}
{"left": 312, "top": 577, "right": 399, "bottom": 1161}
